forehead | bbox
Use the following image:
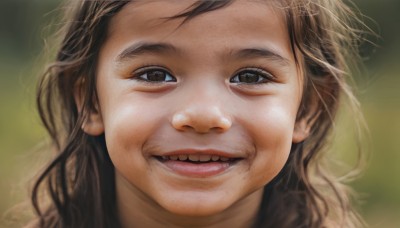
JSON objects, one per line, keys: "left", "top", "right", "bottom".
{"left": 105, "top": 0, "right": 294, "bottom": 65}
{"left": 109, "top": 0, "right": 285, "bottom": 24}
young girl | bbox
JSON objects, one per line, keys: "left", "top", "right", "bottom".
{"left": 30, "top": 0, "right": 367, "bottom": 227}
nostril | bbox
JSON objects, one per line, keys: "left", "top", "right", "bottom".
{"left": 210, "top": 126, "right": 225, "bottom": 133}
{"left": 181, "top": 125, "right": 194, "bottom": 131}
{"left": 171, "top": 114, "right": 190, "bottom": 131}
{"left": 218, "top": 117, "right": 232, "bottom": 130}
{"left": 171, "top": 109, "right": 232, "bottom": 133}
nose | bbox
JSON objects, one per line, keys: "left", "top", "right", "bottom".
{"left": 171, "top": 105, "right": 232, "bottom": 134}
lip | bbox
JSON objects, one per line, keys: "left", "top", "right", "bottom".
{"left": 152, "top": 149, "right": 244, "bottom": 178}
{"left": 159, "top": 160, "right": 234, "bottom": 178}
{"left": 153, "top": 148, "right": 244, "bottom": 158}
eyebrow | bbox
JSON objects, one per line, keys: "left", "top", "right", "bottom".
{"left": 116, "top": 42, "right": 290, "bottom": 66}
{"left": 116, "top": 42, "right": 178, "bottom": 63}
{"left": 232, "top": 48, "right": 290, "bottom": 66}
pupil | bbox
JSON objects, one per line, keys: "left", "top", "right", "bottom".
{"left": 148, "top": 71, "right": 165, "bottom": 81}
{"left": 239, "top": 72, "right": 258, "bottom": 83}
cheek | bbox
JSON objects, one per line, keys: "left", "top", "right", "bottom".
{"left": 240, "top": 100, "right": 296, "bottom": 185}
{"left": 254, "top": 108, "right": 294, "bottom": 149}
{"left": 102, "top": 98, "right": 165, "bottom": 172}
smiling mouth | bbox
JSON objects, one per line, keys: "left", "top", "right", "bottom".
{"left": 153, "top": 153, "right": 243, "bottom": 177}
{"left": 156, "top": 154, "right": 240, "bottom": 163}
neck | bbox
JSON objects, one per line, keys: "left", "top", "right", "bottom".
{"left": 115, "top": 174, "right": 263, "bottom": 228}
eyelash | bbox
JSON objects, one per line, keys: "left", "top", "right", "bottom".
{"left": 230, "top": 67, "right": 275, "bottom": 84}
{"left": 131, "top": 65, "right": 176, "bottom": 83}
{"left": 131, "top": 65, "right": 275, "bottom": 84}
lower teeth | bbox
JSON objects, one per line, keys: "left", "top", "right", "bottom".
{"left": 158, "top": 157, "right": 233, "bottom": 163}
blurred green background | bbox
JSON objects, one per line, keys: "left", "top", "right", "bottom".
{"left": 0, "top": 0, "right": 399, "bottom": 227}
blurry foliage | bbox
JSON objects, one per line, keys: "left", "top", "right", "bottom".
{"left": 0, "top": 0, "right": 399, "bottom": 227}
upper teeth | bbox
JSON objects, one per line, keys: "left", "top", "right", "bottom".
{"left": 161, "top": 155, "right": 231, "bottom": 162}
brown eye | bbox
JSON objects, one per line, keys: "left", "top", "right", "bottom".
{"left": 135, "top": 68, "right": 176, "bottom": 82}
{"left": 230, "top": 69, "right": 273, "bottom": 84}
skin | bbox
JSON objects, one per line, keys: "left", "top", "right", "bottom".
{"left": 83, "top": 0, "right": 310, "bottom": 227}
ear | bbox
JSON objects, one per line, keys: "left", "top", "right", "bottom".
{"left": 292, "top": 118, "right": 311, "bottom": 143}
{"left": 81, "top": 110, "right": 104, "bottom": 136}
{"left": 292, "top": 110, "right": 320, "bottom": 143}
{"left": 74, "top": 80, "right": 105, "bottom": 136}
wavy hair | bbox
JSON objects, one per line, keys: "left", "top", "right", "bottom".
{"left": 31, "top": 0, "right": 367, "bottom": 227}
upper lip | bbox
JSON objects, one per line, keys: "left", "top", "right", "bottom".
{"left": 153, "top": 149, "right": 245, "bottom": 159}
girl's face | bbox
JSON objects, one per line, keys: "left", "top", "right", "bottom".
{"left": 90, "top": 0, "right": 306, "bottom": 217}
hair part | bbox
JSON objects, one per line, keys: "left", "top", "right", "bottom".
{"left": 32, "top": 0, "right": 367, "bottom": 227}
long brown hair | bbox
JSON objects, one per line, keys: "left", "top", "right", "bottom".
{"left": 32, "top": 0, "right": 367, "bottom": 227}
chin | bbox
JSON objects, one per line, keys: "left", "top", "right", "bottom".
{"left": 157, "top": 193, "right": 233, "bottom": 217}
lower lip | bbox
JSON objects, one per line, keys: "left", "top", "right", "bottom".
{"left": 159, "top": 160, "right": 232, "bottom": 178}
